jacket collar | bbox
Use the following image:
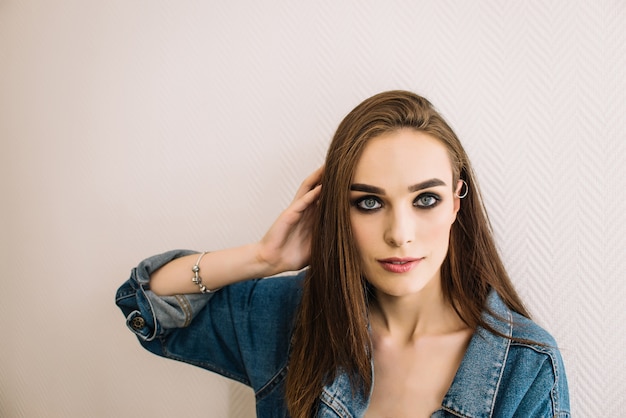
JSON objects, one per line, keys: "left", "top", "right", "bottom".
{"left": 439, "top": 290, "right": 513, "bottom": 417}
{"left": 320, "top": 369, "right": 371, "bottom": 417}
{"left": 320, "top": 290, "right": 513, "bottom": 418}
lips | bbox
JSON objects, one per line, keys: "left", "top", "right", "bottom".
{"left": 377, "top": 257, "right": 423, "bottom": 273}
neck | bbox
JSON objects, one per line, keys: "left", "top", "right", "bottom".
{"left": 369, "top": 281, "right": 468, "bottom": 344}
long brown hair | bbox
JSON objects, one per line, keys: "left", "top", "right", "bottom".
{"left": 285, "top": 91, "right": 529, "bottom": 417}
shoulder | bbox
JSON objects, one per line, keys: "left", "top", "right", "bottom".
{"left": 484, "top": 290, "right": 559, "bottom": 349}
{"left": 507, "top": 310, "right": 567, "bottom": 389}
{"left": 510, "top": 309, "right": 556, "bottom": 346}
{"left": 485, "top": 290, "right": 567, "bottom": 377}
{"left": 501, "top": 319, "right": 570, "bottom": 416}
{"left": 503, "top": 303, "right": 565, "bottom": 382}
{"left": 486, "top": 293, "right": 570, "bottom": 416}
{"left": 444, "top": 293, "right": 570, "bottom": 417}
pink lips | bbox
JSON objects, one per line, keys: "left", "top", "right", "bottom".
{"left": 378, "top": 257, "right": 422, "bottom": 273}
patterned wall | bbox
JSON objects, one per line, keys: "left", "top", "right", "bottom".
{"left": 1, "top": 0, "right": 624, "bottom": 416}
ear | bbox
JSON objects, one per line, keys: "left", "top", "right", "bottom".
{"left": 452, "top": 179, "right": 465, "bottom": 215}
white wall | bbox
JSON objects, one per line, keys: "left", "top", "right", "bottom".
{"left": 1, "top": 0, "right": 624, "bottom": 416}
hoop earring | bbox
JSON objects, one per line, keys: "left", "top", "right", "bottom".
{"left": 455, "top": 180, "right": 469, "bottom": 199}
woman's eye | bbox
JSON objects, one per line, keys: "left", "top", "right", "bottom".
{"left": 356, "top": 197, "right": 382, "bottom": 211}
{"left": 415, "top": 194, "right": 440, "bottom": 208}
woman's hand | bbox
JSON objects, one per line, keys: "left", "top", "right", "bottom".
{"left": 150, "top": 167, "right": 323, "bottom": 296}
{"left": 256, "top": 166, "right": 323, "bottom": 274}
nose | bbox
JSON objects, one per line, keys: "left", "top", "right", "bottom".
{"left": 384, "top": 207, "right": 414, "bottom": 247}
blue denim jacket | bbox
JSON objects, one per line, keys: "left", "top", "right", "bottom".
{"left": 115, "top": 250, "right": 570, "bottom": 417}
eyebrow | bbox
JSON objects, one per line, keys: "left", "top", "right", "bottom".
{"left": 350, "top": 178, "right": 447, "bottom": 194}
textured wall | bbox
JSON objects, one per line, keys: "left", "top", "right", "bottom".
{"left": 1, "top": 0, "right": 624, "bottom": 416}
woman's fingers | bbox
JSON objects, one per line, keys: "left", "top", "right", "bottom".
{"left": 293, "top": 166, "right": 324, "bottom": 201}
{"left": 257, "top": 171, "right": 322, "bottom": 272}
{"left": 290, "top": 183, "right": 322, "bottom": 215}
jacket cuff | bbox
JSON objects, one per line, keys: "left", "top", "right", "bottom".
{"left": 116, "top": 249, "right": 212, "bottom": 341}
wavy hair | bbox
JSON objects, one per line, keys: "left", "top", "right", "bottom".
{"left": 285, "top": 91, "right": 529, "bottom": 417}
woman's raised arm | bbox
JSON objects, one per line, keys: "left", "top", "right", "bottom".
{"left": 149, "top": 167, "right": 323, "bottom": 296}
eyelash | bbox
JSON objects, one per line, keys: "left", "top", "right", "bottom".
{"left": 352, "top": 193, "right": 441, "bottom": 212}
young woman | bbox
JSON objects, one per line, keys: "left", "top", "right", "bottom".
{"left": 116, "top": 91, "right": 570, "bottom": 417}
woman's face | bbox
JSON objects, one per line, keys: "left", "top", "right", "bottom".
{"left": 349, "top": 128, "right": 460, "bottom": 298}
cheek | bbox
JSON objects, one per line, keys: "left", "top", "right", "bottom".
{"left": 350, "top": 215, "right": 378, "bottom": 254}
{"left": 350, "top": 219, "right": 368, "bottom": 251}
{"left": 420, "top": 209, "right": 456, "bottom": 240}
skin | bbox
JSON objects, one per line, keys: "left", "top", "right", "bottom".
{"left": 350, "top": 129, "right": 473, "bottom": 417}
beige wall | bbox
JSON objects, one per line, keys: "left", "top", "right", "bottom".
{"left": 1, "top": 0, "right": 625, "bottom": 416}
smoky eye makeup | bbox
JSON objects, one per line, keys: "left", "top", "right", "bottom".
{"left": 351, "top": 195, "right": 383, "bottom": 211}
{"left": 414, "top": 192, "right": 441, "bottom": 208}
{"left": 350, "top": 192, "right": 442, "bottom": 212}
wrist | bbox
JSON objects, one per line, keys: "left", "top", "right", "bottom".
{"left": 252, "top": 242, "right": 282, "bottom": 277}
{"left": 250, "top": 242, "right": 278, "bottom": 277}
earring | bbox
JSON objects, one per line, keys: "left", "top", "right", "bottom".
{"left": 455, "top": 180, "right": 469, "bottom": 199}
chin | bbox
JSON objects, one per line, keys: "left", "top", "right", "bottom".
{"left": 367, "top": 269, "right": 441, "bottom": 297}
{"left": 370, "top": 280, "right": 432, "bottom": 298}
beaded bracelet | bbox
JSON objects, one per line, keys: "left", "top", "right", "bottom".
{"left": 191, "top": 252, "right": 221, "bottom": 293}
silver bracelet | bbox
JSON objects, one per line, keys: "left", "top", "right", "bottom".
{"left": 191, "top": 252, "right": 220, "bottom": 293}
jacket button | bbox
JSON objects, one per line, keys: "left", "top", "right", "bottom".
{"left": 131, "top": 316, "right": 146, "bottom": 330}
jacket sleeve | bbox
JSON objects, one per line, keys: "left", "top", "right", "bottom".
{"left": 115, "top": 249, "right": 304, "bottom": 389}
{"left": 114, "top": 249, "right": 207, "bottom": 342}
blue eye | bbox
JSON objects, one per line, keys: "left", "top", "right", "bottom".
{"left": 415, "top": 194, "right": 440, "bottom": 208}
{"left": 355, "top": 196, "right": 382, "bottom": 211}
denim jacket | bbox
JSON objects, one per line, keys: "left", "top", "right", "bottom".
{"left": 116, "top": 250, "right": 570, "bottom": 417}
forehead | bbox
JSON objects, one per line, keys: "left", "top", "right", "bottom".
{"left": 353, "top": 129, "right": 453, "bottom": 184}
